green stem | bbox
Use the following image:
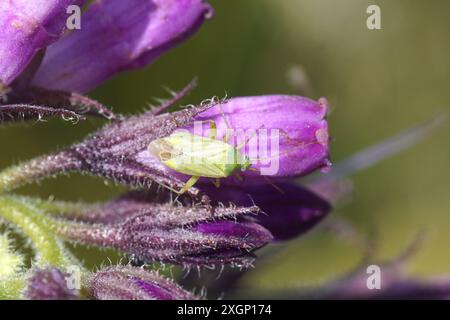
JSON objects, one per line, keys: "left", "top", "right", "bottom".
{"left": 0, "top": 196, "right": 73, "bottom": 268}
{"left": 0, "top": 196, "right": 96, "bottom": 299}
{"left": 17, "top": 196, "right": 96, "bottom": 219}
{"left": 0, "top": 195, "right": 118, "bottom": 253}
{"left": 0, "top": 151, "right": 80, "bottom": 194}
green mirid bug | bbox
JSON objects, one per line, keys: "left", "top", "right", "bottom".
{"left": 148, "top": 120, "right": 254, "bottom": 194}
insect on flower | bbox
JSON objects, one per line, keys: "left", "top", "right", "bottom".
{"left": 148, "top": 119, "right": 256, "bottom": 194}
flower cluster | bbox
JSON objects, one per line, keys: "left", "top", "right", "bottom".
{"left": 0, "top": 0, "right": 337, "bottom": 300}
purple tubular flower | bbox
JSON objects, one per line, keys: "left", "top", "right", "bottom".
{"left": 194, "top": 95, "right": 330, "bottom": 178}
{"left": 89, "top": 266, "right": 199, "bottom": 300}
{"left": 0, "top": 0, "right": 84, "bottom": 85}
{"left": 137, "top": 95, "right": 330, "bottom": 184}
{"left": 24, "top": 268, "right": 78, "bottom": 300}
{"left": 32, "top": 0, "right": 214, "bottom": 93}
{"left": 201, "top": 183, "right": 331, "bottom": 241}
{"left": 120, "top": 215, "right": 270, "bottom": 266}
{"left": 56, "top": 192, "right": 273, "bottom": 267}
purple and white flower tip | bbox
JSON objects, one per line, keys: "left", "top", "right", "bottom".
{"left": 24, "top": 267, "right": 79, "bottom": 300}
{"left": 0, "top": 0, "right": 84, "bottom": 85}
{"left": 201, "top": 183, "right": 331, "bottom": 241}
{"left": 89, "top": 266, "right": 199, "bottom": 300}
{"left": 56, "top": 192, "right": 273, "bottom": 267}
{"left": 32, "top": 0, "right": 213, "bottom": 93}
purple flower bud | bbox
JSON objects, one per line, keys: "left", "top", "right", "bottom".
{"left": 200, "top": 183, "right": 331, "bottom": 241}
{"left": 120, "top": 214, "right": 271, "bottom": 266}
{"left": 137, "top": 95, "right": 330, "bottom": 185}
{"left": 56, "top": 192, "right": 272, "bottom": 267}
{"left": 89, "top": 266, "right": 199, "bottom": 300}
{"left": 32, "top": 0, "right": 213, "bottom": 93}
{"left": 194, "top": 95, "right": 330, "bottom": 178}
{"left": 0, "top": 0, "right": 84, "bottom": 85}
{"left": 24, "top": 267, "right": 78, "bottom": 300}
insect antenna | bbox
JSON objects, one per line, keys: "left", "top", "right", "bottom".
{"left": 263, "top": 176, "right": 285, "bottom": 194}
{"left": 236, "top": 125, "right": 265, "bottom": 151}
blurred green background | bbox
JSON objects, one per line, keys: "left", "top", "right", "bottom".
{"left": 1, "top": 0, "right": 450, "bottom": 291}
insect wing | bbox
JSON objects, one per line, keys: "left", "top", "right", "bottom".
{"left": 149, "top": 132, "right": 239, "bottom": 178}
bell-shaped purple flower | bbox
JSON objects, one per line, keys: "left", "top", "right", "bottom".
{"left": 133, "top": 95, "right": 330, "bottom": 192}
{"left": 24, "top": 267, "right": 79, "bottom": 300}
{"left": 89, "top": 266, "right": 199, "bottom": 300}
{"left": 0, "top": 0, "right": 84, "bottom": 85}
{"left": 1, "top": 1, "right": 213, "bottom": 124}
{"left": 193, "top": 95, "right": 330, "bottom": 178}
{"left": 32, "top": 0, "right": 213, "bottom": 93}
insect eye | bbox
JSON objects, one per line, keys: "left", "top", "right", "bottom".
{"left": 159, "top": 151, "right": 172, "bottom": 161}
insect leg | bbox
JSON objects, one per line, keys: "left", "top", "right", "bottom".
{"left": 184, "top": 119, "right": 217, "bottom": 139}
{"left": 178, "top": 176, "right": 200, "bottom": 194}
{"left": 236, "top": 129, "right": 259, "bottom": 151}
{"left": 218, "top": 103, "right": 233, "bottom": 143}
{"left": 218, "top": 102, "right": 232, "bottom": 130}
{"left": 206, "top": 120, "right": 217, "bottom": 140}
{"left": 263, "top": 176, "right": 285, "bottom": 194}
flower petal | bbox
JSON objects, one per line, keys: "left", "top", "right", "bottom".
{"left": 32, "top": 0, "right": 213, "bottom": 92}
{"left": 0, "top": 0, "right": 83, "bottom": 84}
{"left": 194, "top": 95, "right": 331, "bottom": 178}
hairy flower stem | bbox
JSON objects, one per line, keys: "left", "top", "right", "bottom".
{"left": 0, "top": 150, "right": 81, "bottom": 194}
{"left": 0, "top": 196, "right": 74, "bottom": 268}
{"left": 0, "top": 196, "right": 119, "bottom": 248}
{"left": 0, "top": 196, "right": 90, "bottom": 298}
{"left": 16, "top": 196, "right": 93, "bottom": 219}
{"left": 0, "top": 233, "right": 25, "bottom": 299}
